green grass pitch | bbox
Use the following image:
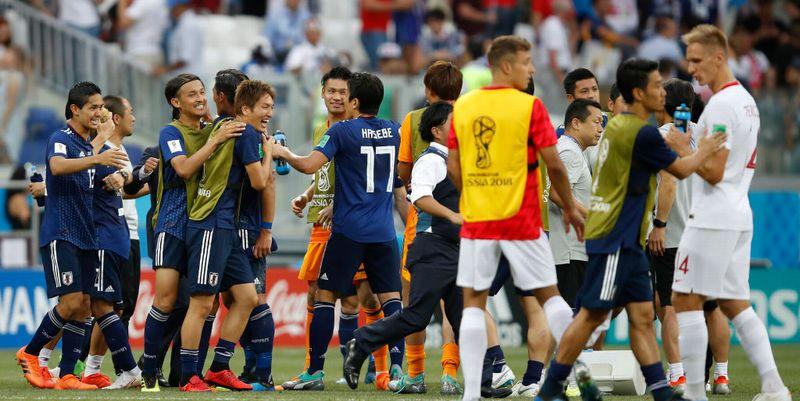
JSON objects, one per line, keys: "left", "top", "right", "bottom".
{"left": 1, "top": 345, "right": 798, "bottom": 400}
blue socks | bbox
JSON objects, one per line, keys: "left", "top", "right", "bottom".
{"left": 97, "top": 312, "right": 137, "bottom": 372}
{"left": 59, "top": 321, "right": 86, "bottom": 378}
{"left": 641, "top": 362, "right": 672, "bottom": 401}
{"left": 522, "top": 360, "right": 545, "bottom": 386}
{"left": 197, "top": 314, "right": 215, "bottom": 373}
{"left": 308, "top": 301, "right": 335, "bottom": 373}
{"left": 25, "top": 308, "right": 64, "bottom": 355}
{"left": 487, "top": 345, "right": 506, "bottom": 373}
{"left": 210, "top": 338, "right": 236, "bottom": 372}
{"left": 142, "top": 306, "right": 170, "bottom": 374}
{"left": 180, "top": 348, "right": 199, "bottom": 385}
{"left": 540, "top": 361, "right": 573, "bottom": 397}
{"left": 381, "top": 299, "right": 405, "bottom": 367}
{"left": 247, "top": 304, "right": 275, "bottom": 382}
{"left": 338, "top": 312, "right": 359, "bottom": 356}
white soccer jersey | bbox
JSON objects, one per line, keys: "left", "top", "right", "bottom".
{"left": 688, "top": 82, "right": 758, "bottom": 231}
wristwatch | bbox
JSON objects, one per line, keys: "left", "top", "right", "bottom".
{"left": 653, "top": 219, "right": 667, "bottom": 228}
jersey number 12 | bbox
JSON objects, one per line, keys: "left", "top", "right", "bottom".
{"left": 361, "top": 146, "right": 395, "bottom": 193}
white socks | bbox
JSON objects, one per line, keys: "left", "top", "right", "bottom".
{"left": 732, "top": 307, "right": 785, "bottom": 393}
{"left": 669, "top": 362, "right": 684, "bottom": 382}
{"left": 38, "top": 348, "right": 52, "bottom": 367}
{"left": 677, "top": 310, "right": 707, "bottom": 400}
{"left": 84, "top": 354, "right": 105, "bottom": 376}
{"left": 543, "top": 296, "right": 573, "bottom": 345}
{"left": 714, "top": 361, "right": 728, "bottom": 379}
{"left": 459, "top": 307, "right": 487, "bottom": 401}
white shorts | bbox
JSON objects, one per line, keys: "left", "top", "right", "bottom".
{"left": 457, "top": 231, "right": 557, "bottom": 292}
{"left": 672, "top": 227, "right": 752, "bottom": 300}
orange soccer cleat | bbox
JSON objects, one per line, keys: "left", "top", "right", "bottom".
{"left": 204, "top": 369, "right": 253, "bottom": 391}
{"left": 179, "top": 375, "right": 213, "bottom": 392}
{"left": 375, "top": 372, "right": 390, "bottom": 391}
{"left": 16, "top": 347, "right": 53, "bottom": 389}
{"left": 82, "top": 372, "right": 112, "bottom": 388}
{"left": 54, "top": 374, "right": 98, "bottom": 390}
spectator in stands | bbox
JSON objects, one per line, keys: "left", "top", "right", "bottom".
{"left": 539, "top": 0, "right": 576, "bottom": 86}
{"left": 57, "top": 0, "right": 103, "bottom": 37}
{"left": 460, "top": 34, "right": 491, "bottom": 92}
{"left": 638, "top": 15, "right": 683, "bottom": 66}
{"left": 5, "top": 164, "right": 33, "bottom": 229}
{"left": 153, "top": 0, "right": 204, "bottom": 76}
{"left": 453, "top": 0, "right": 492, "bottom": 39}
{"left": 488, "top": 0, "right": 518, "bottom": 37}
{"left": 117, "top": 0, "right": 170, "bottom": 71}
{"left": 530, "top": 0, "right": 553, "bottom": 30}
{"left": 605, "top": 0, "right": 638, "bottom": 37}
{"left": 420, "top": 8, "right": 465, "bottom": 66}
{"left": 263, "top": 0, "right": 310, "bottom": 65}
{"left": 0, "top": 46, "right": 28, "bottom": 164}
{"left": 392, "top": 0, "right": 423, "bottom": 75}
{"left": 241, "top": 40, "right": 278, "bottom": 77}
{"left": 284, "top": 18, "right": 333, "bottom": 78}
{"left": 360, "top": 0, "right": 393, "bottom": 71}
{"left": 377, "top": 42, "right": 406, "bottom": 75}
{"left": 729, "top": 25, "right": 771, "bottom": 92}
{"left": 580, "top": 0, "right": 639, "bottom": 49}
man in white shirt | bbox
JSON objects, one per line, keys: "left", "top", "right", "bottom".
{"left": 539, "top": 0, "right": 574, "bottom": 86}
{"left": 153, "top": 1, "right": 204, "bottom": 77}
{"left": 672, "top": 24, "right": 790, "bottom": 401}
{"left": 58, "top": 0, "right": 101, "bottom": 36}
{"left": 548, "top": 99, "right": 602, "bottom": 311}
{"left": 117, "top": 0, "right": 169, "bottom": 69}
{"left": 638, "top": 16, "right": 683, "bottom": 66}
{"left": 284, "top": 19, "right": 332, "bottom": 77}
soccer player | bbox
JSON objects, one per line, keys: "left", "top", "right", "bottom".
{"left": 286, "top": 66, "right": 390, "bottom": 390}
{"left": 270, "top": 72, "right": 403, "bottom": 391}
{"left": 395, "top": 60, "right": 463, "bottom": 394}
{"left": 17, "top": 82, "right": 128, "bottom": 390}
{"left": 672, "top": 24, "right": 791, "bottom": 401}
{"left": 180, "top": 78, "right": 275, "bottom": 392}
{"left": 607, "top": 83, "right": 628, "bottom": 118}
{"left": 141, "top": 74, "right": 244, "bottom": 391}
{"left": 535, "top": 57, "right": 726, "bottom": 401}
{"left": 447, "top": 35, "right": 585, "bottom": 401}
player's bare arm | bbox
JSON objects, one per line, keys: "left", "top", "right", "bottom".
{"left": 446, "top": 147, "right": 462, "bottom": 192}
{"left": 398, "top": 161, "right": 413, "bottom": 185}
{"left": 393, "top": 186, "right": 409, "bottom": 222}
{"left": 414, "top": 196, "right": 462, "bottom": 225}
{"left": 665, "top": 127, "right": 727, "bottom": 179}
{"left": 540, "top": 144, "right": 585, "bottom": 241}
{"left": 49, "top": 148, "right": 128, "bottom": 176}
{"left": 291, "top": 182, "right": 316, "bottom": 218}
{"left": 170, "top": 120, "right": 245, "bottom": 179}
{"left": 270, "top": 139, "right": 329, "bottom": 174}
{"left": 649, "top": 171, "right": 676, "bottom": 256}
{"left": 254, "top": 170, "right": 276, "bottom": 258}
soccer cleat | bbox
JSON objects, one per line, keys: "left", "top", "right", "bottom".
{"left": 535, "top": 391, "right": 569, "bottom": 401}
{"left": 16, "top": 346, "right": 53, "bottom": 389}
{"left": 342, "top": 339, "right": 370, "bottom": 390}
{"left": 390, "top": 373, "right": 426, "bottom": 394}
{"left": 250, "top": 374, "right": 277, "bottom": 391}
{"left": 282, "top": 371, "right": 325, "bottom": 391}
{"left": 440, "top": 374, "right": 464, "bottom": 395}
{"left": 375, "top": 372, "right": 390, "bottom": 391}
{"left": 566, "top": 382, "right": 582, "bottom": 398}
{"left": 512, "top": 381, "right": 541, "bottom": 397}
{"left": 482, "top": 385, "right": 513, "bottom": 398}
{"left": 106, "top": 370, "right": 142, "bottom": 390}
{"left": 204, "top": 369, "right": 253, "bottom": 391}
{"left": 239, "top": 369, "right": 258, "bottom": 385}
{"left": 155, "top": 369, "right": 171, "bottom": 388}
{"left": 180, "top": 375, "right": 213, "bottom": 392}
{"left": 575, "top": 360, "right": 601, "bottom": 401}
{"left": 335, "top": 377, "right": 347, "bottom": 385}
{"left": 390, "top": 363, "right": 403, "bottom": 381}
{"left": 670, "top": 375, "right": 687, "bottom": 395}
{"left": 55, "top": 374, "right": 98, "bottom": 390}
{"left": 49, "top": 366, "right": 61, "bottom": 379}
{"left": 82, "top": 372, "right": 112, "bottom": 388}
{"left": 493, "top": 364, "right": 516, "bottom": 389}
{"left": 364, "top": 355, "right": 376, "bottom": 384}
{"left": 74, "top": 359, "right": 86, "bottom": 377}
{"left": 751, "top": 387, "right": 791, "bottom": 401}
{"left": 713, "top": 375, "right": 731, "bottom": 395}
{"left": 140, "top": 372, "right": 160, "bottom": 392}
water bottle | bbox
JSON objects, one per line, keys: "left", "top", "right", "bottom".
{"left": 273, "top": 130, "right": 290, "bottom": 176}
{"left": 673, "top": 103, "right": 691, "bottom": 133}
{"left": 26, "top": 162, "right": 45, "bottom": 207}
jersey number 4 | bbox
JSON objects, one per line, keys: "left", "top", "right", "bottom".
{"left": 677, "top": 255, "right": 689, "bottom": 274}
{"left": 361, "top": 146, "right": 395, "bottom": 193}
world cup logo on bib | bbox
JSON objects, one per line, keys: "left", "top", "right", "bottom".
{"left": 317, "top": 162, "right": 331, "bottom": 192}
{"left": 473, "top": 116, "right": 496, "bottom": 169}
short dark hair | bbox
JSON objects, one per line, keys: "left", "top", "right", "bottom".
{"left": 564, "top": 98, "right": 603, "bottom": 127}
{"left": 348, "top": 72, "right": 384, "bottom": 115}
{"left": 424, "top": 60, "right": 462, "bottom": 101}
{"left": 487, "top": 35, "right": 531, "bottom": 69}
{"left": 321, "top": 65, "right": 353, "bottom": 87}
{"left": 563, "top": 68, "right": 597, "bottom": 96}
{"left": 165, "top": 73, "right": 203, "bottom": 119}
{"left": 103, "top": 95, "right": 126, "bottom": 118}
{"left": 425, "top": 8, "right": 446, "bottom": 22}
{"left": 522, "top": 76, "right": 535, "bottom": 95}
{"left": 616, "top": 58, "right": 659, "bottom": 104}
{"left": 234, "top": 80, "right": 276, "bottom": 116}
{"left": 609, "top": 82, "right": 621, "bottom": 102}
{"left": 663, "top": 78, "right": 696, "bottom": 116}
{"left": 65, "top": 81, "right": 102, "bottom": 119}
{"left": 691, "top": 94, "right": 705, "bottom": 123}
{"left": 214, "top": 69, "right": 249, "bottom": 105}
{"left": 419, "top": 102, "right": 453, "bottom": 143}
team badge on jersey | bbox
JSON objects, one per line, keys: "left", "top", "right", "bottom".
{"left": 54, "top": 142, "right": 67, "bottom": 155}
{"left": 317, "top": 135, "right": 330, "bottom": 148}
{"left": 61, "top": 272, "right": 73, "bottom": 286}
{"left": 209, "top": 272, "right": 219, "bottom": 286}
{"left": 167, "top": 139, "right": 183, "bottom": 153}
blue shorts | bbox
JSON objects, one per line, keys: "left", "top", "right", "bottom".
{"left": 318, "top": 232, "right": 401, "bottom": 296}
{"left": 153, "top": 231, "right": 187, "bottom": 273}
{"left": 488, "top": 256, "right": 534, "bottom": 297}
{"left": 90, "top": 249, "right": 126, "bottom": 304}
{"left": 41, "top": 240, "right": 96, "bottom": 298}
{"left": 577, "top": 247, "right": 653, "bottom": 310}
{"left": 187, "top": 227, "right": 254, "bottom": 295}
{"left": 237, "top": 229, "right": 278, "bottom": 294}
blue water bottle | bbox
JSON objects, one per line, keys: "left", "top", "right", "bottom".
{"left": 673, "top": 103, "right": 691, "bottom": 133}
{"left": 26, "top": 162, "right": 45, "bottom": 207}
{"left": 274, "top": 130, "right": 290, "bottom": 176}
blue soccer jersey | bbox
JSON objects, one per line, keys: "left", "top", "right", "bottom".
{"left": 40, "top": 126, "right": 98, "bottom": 250}
{"left": 189, "top": 123, "right": 262, "bottom": 230}
{"left": 93, "top": 145, "right": 131, "bottom": 259}
{"left": 155, "top": 125, "right": 189, "bottom": 240}
{"left": 315, "top": 117, "right": 400, "bottom": 243}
